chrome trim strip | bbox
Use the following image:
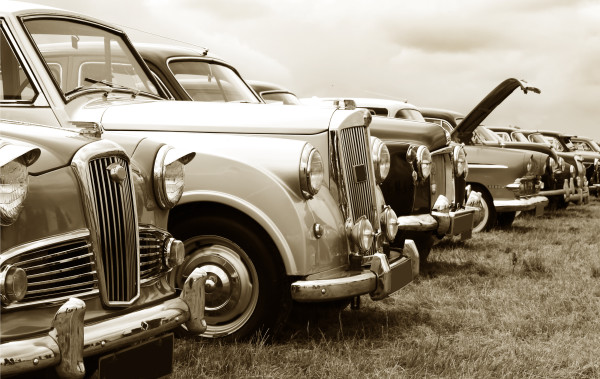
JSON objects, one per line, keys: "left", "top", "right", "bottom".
{"left": 494, "top": 196, "right": 549, "bottom": 212}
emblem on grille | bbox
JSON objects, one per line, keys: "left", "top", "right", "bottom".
{"left": 353, "top": 164, "right": 367, "bottom": 183}
{"left": 107, "top": 162, "right": 126, "bottom": 183}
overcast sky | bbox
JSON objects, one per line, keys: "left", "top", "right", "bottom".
{"left": 23, "top": 0, "right": 600, "bottom": 140}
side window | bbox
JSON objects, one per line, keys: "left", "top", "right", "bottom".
{"left": 0, "top": 26, "right": 37, "bottom": 102}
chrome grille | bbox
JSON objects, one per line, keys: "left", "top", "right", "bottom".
{"left": 338, "top": 126, "right": 378, "bottom": 254}
{"left": 140, "top": 229, "right": 167, "bottom": 281}
{"left": 10, "top": 239, "right": 96, "bottom": 303}
{"left": 88, "top": 156, "right": 138, "bottom": 303}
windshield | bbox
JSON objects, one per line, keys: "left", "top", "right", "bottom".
{"left": 260, "top": 91, "right": 301, "bottom": 105}
{"left": 168, "top": 60, "right": 259, "bottom": 103}
{"left": 573, "top": 140, "right": 594, "bottom": 152}
{"left": 512, "top": 132, "right": 528, "bottom": 142}
{"left": 474, "top": 126, "right": 502, "bottom": 143}
{"left": 542, "top": 135, "right": 564, "bottom": 151}
{"left": 529, "top": 133, "right": 549, "bottom": 145}
{"left": 23, "top": 18, "right": 159, "bottom": 98}
{"left": 393, "top": 108, "right": 425, "bottom": 122}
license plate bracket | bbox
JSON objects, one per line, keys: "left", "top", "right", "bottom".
{"left": 97, "top": 333, "right": 174, "bottom": 379}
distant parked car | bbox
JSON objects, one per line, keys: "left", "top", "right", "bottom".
{"left": 0, "top": 121, "right": 203, "bottom": 378}
{"left": 558, "top": 134, "right": 600, "bottom": 196}
{"left": 1, "top": 5, "right": 415, "bottom": 342}
{"left": 516, "top": 129, "right": 591, "bottom": 203}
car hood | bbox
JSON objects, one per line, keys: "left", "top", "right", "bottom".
{"left": 369, "top": 116, "right": 447, "bottom": 151}
{"left": 96, "top": 100, "right": 335, "bottom": 134}
{"left": 494, "top": 141, "right": 558, "bottom": 161}
{"left": 452, "top": 78, "right": 541, "bottom": 144}
{"left": 0, "top": 121, "right": 96, "bottom": 175}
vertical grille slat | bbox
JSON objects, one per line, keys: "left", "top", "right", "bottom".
{"left": 88, "top": 156, "right": 138, "bottom": 304}
{"left": 338, "top": 126, "right": 378, "bottom": 255}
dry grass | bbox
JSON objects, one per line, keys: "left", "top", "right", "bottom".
{"left": 169, "top": 198, "right": 600, "bottom": 378}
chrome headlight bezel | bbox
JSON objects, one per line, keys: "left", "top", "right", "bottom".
{"left": 370, "top": 137, "right": 391, "bottom": 184}
{"left": 416, "top": 145, "right": 432, "bottom": 180}
{"left": 153, "top": 145, "right": 195, "bottom": 209}
{"left": 594, "top": 158, "right": 600, "bottom": 170}
{"left": 380, "top": 205, "right": 398, "bottom": 242}
{"left": 349, "top": 215, "right": 374, "bottom": 253}
{"left": 526, "top": 156, "right": 533, "bottom": 173}
{"left": 0, "top": 143, "right": 40, "bottom": 226}
{"left": 300, "top": 143, "right": 324, "bottom": 199}
{"left": 452, "top": 145, "right": 468, "bottom": 179}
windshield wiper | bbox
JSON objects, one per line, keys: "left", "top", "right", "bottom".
{"left": 84, "top": 77, "right": 140, "bottom": 97}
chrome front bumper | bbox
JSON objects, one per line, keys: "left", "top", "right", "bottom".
{"left": 290, "top": 241, "right": 418, "bottom": 302}
{"left": 0, "top": 269, "right": 207, "bottom": 379}
{"left": 494, "top": 195, "right": 549, "bottom": 214}
{"left": 396, "top": 214, "right": 438, "bottom": 231}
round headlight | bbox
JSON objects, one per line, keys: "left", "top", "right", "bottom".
{"left": 154, "top": 145, "right": 195, "bottom": 209}
{"left": 526, "top": 156, "right": 533, "bottom": 173}
{"left": 300, "top": 144, "right": 324, "bottom": 199}
{"left": 594, "top": 158, "right": 599, "bottom": 170}
{"left": 0, "top": 265, "right": 28, "bottom": 305}
{"left": 1, "top": 158, "right": 30, "bottom": 226}
{"left": 453, "top": 145, "right": 468, "bottom": 178}
{"left": 570, "top": 164, "right": 576, "bottom": 178}
{"left": 380, "top": 206, "right": 398, "bottom": 241}
{"left": 559, "top": 157, "right": 566, "bottom": 171}
{"left": 371, "top": 137, "right": 391, "bottom": 184}
{"left": 417, "top": 146, "right": 432, "bottom": 180}
{"left": 548, "top": 157, "right": 557, "bottom": 171}
{"left": 350, "top": 216, "right": 374, "bottom": 253}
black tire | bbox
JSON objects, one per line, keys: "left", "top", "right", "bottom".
{"left": 471, "top": 185, "right": 496, "bottom": 232}
{"left": 170, "top": 213, "right": 290, "bottom": 341}
{"left": 496, "top": 211, "right": 516, "bottom": 228}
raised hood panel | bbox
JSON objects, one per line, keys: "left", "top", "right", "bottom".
{"left": 0, "top": 122, "right": 94, "bottom": 175}
{"left": 369, "top": 117, "right": 447, "bottom": 150}
{"left": 453, "top": 78, "right": 541, "bottom": 143}
{"left": 99, "top": 101, "right": 334, "bottom": 134}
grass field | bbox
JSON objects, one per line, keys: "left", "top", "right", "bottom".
{"left": 170, "top": 198, "right": 600, "bottom": 378}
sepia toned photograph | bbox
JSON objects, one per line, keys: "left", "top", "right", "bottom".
{"left": 1, "top": 1, "right": 599, "bottom": 378}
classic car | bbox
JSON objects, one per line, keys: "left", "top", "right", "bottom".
{"left": 419, "top": 79, "right": 550, "bottom": 231}
{"left": 137, "top": 44, "right": 467, "bottom": 265}
{"left": 300, "top": 97, "right": 483, "bottom": 262}
{"left": 1, "top": 4, "right": 416, "bottom": 341}
{"left": 489, "top": 125, "right": 576, "bottom": 207}
{"left": 539, "top": 131, "right": 599, "bottom": 197}
{"left": 246, "top": 80, "right": 302, "bottom": 105}
{"left": 0, "top": 122, "right": 203, "bottom": 378}
{"left": 513, "top": 129, "right": 591, "bottom": 204}
{"left": 570, "top": 135, "right": 600, "bottom": 195}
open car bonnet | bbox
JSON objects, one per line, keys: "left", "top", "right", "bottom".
{"left": 452, "top": 78, "right": 541, "bottom": 144}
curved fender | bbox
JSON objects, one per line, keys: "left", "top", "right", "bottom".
{"left": 168, "top": 141, "right": 349, "bottom": 276}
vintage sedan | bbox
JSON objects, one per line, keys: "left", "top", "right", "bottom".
{"left": 1, "top": 4, "right": 416, "bottom": 341}
{"left": 489, "top": 125, "right": 575, "bottom": 207}
{"left": 515, "top": 129, "right": 590, "bottom": 204}
{"left": 0, "top": 122, "right": 203, "bottom": 378}
{"left": 301, "top": 97, "right": 482, "bottom": 262}
{"left": 570, "top": 135, "right": 600, "bottom": 194}
{"left": 539, "top": 131, "right": 599, "bottom": 198}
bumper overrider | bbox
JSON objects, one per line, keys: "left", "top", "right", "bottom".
{"left": 432, "top": 190, "right": 482, "bottom": 240}
{"left": 290, "top": 241, "right": 418, "bottom": 302}
{"left": 0, "top": 268, "right": 207, "bottom": 378}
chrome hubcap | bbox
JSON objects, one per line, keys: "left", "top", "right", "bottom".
{"left": 473, "top": 196, "right": 489, "bottom": 233}
{"left": 178, "top": 235, "right": 258, "bottom": 337}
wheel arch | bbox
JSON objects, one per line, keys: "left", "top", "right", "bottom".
{"left": 168, "top": 192, "right": 295, "bottom": 274}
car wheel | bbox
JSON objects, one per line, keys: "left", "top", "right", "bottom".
{"left": 171, "top": 214, "right": 290, "bottom": 341}
{"left": 471, "top": 185, "right": 496, "bottom": 232}
{"left": 496, "top": 211, "right": 516, "bottom": 228}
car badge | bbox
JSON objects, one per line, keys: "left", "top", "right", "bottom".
{"left": 107, "top": 163, "right": 126, "bottom": 183}
{"left": 353, "top": 164, "right": 367, "bottom": 183}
